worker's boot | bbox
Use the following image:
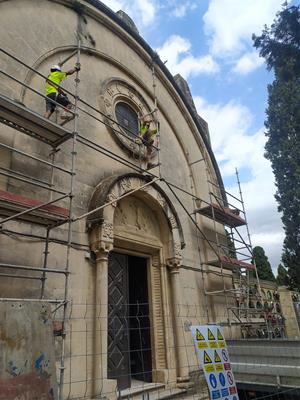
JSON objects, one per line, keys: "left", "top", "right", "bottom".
{"left": 60, "top": 113, "right": 74, "bottom": 126}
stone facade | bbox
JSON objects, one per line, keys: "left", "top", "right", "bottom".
{"left": 278, "top": 287, "right": 300, "bottom": 339}
{"left": 0, "top": 1, "right": 279, "bottom": 399}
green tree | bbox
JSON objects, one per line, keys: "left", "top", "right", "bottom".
{"left": 253, "top": 5, "right": 300, "bottom": 289}
{"left": 276, "top": 263, "right": 289, "bottom": 286}
{"left": 252, "top": 246, "right": 276, "bottom": 282}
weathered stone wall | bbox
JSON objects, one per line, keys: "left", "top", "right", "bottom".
{"left": 279, "top": 287, "right": 300, "bottom": 339}
{"left": 0, "top": 301, "right": 58, "bottom": 400}
{"left": 0, "top": 0, "right": 234, "bottom": 398}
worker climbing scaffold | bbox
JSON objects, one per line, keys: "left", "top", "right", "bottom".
{"left": 44, "top": 63, "right": 80, "bottom": 124}
{"left": 138, "top": 109, "right": 158, "bottom": 170}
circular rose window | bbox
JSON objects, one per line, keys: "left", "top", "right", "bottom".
{"left": 100, "top": 78, "right": 156, "bottom": 158}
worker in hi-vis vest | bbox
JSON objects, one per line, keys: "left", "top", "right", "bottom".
{"left": 44, "top": 64, "right": 80, "bottom": 124}
{"left": 138, "top": 109, "right": 158, "bottom": 170}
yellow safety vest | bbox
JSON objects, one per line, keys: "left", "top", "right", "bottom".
{"left": 139, "top": 123, "right": 157, "bottom": 137}
{"left": 139, "top": 123, "right": 149, "bottom": 136}
{"left": 45, "top": 71, "right": 67, "bottom": 96}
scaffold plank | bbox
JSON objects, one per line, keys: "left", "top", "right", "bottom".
{"left": 195, "top": 202, "right": 246, "bottom": 227}
{"left": 0, "top": 189, "right": 69, "bottom": 225}
{"left": 207, "top": 255, "right": 255, "bottom": 270}
{"left": 0, "top": 94, "right": 73, "bottom": 146}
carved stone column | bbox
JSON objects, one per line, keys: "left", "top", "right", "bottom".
{"left": 167, "top": 257, "right": 190, "bottom": 384}
{"left": 90, "top": 222, "right": 116, "bottom": 399}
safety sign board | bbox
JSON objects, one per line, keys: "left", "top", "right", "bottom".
{"left": 191, "top": 325, "right": 239, "bottom": 400}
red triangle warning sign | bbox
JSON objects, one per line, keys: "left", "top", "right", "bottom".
{"left": 217, "top": 328, "right": 223, "bottom": 340}
{"left": 196, "top": 329, "right": 205, "bottom": 341}
{"left": 214, "top": 350, "right": 221, "bottom": 363}
{"left": 208, "top": 328, "right": 215, "bottom": 340}
{"left": 204, "top": 351, "right": 213, "bottom": 364}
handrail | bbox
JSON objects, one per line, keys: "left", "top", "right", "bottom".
{"left": 0, "top": 47, "right": 159, "bottom": 151}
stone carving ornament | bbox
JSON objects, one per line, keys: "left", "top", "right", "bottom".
{"left": 100, "top": 78, "right": 155, "bottom": 158}
{"left": 101, "top": 221, "right": 114, "bottom": 240}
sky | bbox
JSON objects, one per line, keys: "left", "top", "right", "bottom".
{"left": 98, "top": 0, "right": 292, "bottom": 273}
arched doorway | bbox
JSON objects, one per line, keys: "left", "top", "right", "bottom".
{"left": 87, "top": 173, "right": 186, "bottom": 394}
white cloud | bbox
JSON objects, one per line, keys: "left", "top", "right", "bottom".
{"left": 194, "top": 96, "right": 283, "bottom": 269}
{"left": 171, "top": 2, "right": 197, "bottom": 18}
{"left": 203, "top": 0, "right": 283, "bottom": 57}
{"left": 156, "top": 35, "right": 219, "bottom": 79}
{"left": 194, "top": 96, "right": 263, "bottom": 176}
{"left": 157, "top": 35, "right": 191, "bottom": 65}
{"left": 101, "top": 0, "right": 157, "bottom": 27}
{"left": 233, "top": 52, "right": 265, "bottom": 75}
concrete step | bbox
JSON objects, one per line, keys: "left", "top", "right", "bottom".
{"left": 120, "top": 382, "right": 165, "bottom": 399}
{"left": 148, "top": 387, "right": 187, "bottom": 400}
{"left": 120, "top": 384, "right": 187, "bottom": 400}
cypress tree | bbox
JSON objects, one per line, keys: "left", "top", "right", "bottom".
{"left": 276, "top": 263, "right": 289, "bottom": 286}
{"left": 252, "top": 246, "right": 276, "bottom": 282}
{"left": 253, "top": 5, "right": 300, "bottom": 289}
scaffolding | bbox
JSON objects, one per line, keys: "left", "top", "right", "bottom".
{"left": 0, "top": 13, "right": 282, "bottom": 398}
{"left": 0, "top": 39, "right": 163, "bottom": 398}
{"left": 195, "top": 164, "right": 265, "bottom": 336}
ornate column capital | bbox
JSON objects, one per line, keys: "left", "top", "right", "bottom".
{"left": 89, "top": 219, "right": 114, "bottom": 261}
{"left": 93, "top": 242, "right": 113, "bottom": 262}
{"left": 166, "top": 257, "right": 182, "bottom": 273}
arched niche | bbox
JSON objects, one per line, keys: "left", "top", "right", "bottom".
{"left": 86, "top": 173, "right": 188, "bottom": 387}
{"left": 87, "top": 173, "right": 185, "bottom": 261}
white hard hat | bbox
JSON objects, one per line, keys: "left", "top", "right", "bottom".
{"left": 51, "top": 64, "right": 61, "bottom": 71}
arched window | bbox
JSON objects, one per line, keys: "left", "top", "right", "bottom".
{"left": 115, "top": 102, "right": 139, "bottom": 138}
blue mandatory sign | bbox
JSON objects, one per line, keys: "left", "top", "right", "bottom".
{"left": 211, "top": 390, "right": 221, "bottom": 399}
{"left": 209, "top": 373, "right": 218, "bottom": 389}
{"left": 219, "top": 372, "right": 226, "bottom": 387}
{"left": 221, "top": 388, "right": 229, "bottom": 397}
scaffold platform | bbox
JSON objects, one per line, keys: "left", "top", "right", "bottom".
{"left": 0, "top": 189, "right": 69, "bottom": 225}
{"left": 0, "top": 94, "right": 73, "bottom": 147}
{"left": 195, "top": 202, "right": 246, "bottom": 227}
{"left": 207, "top": 255, "right": 255, "bottom": 270}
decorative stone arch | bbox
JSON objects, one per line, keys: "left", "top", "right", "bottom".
{"left": 87, "top": 172, "right": 185, "bottom": 261}
{"left": 86, "top": 173, "right": 189, "bottom": 393}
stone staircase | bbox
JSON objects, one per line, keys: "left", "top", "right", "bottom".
{"left": 119, "top": 378, "right": 210, "bottom": 400}
{"left": 88, "top": 372, "right": 210, "bottom": 400}
{"left": 120, "top": 382, "right": 186, "bottom": 399}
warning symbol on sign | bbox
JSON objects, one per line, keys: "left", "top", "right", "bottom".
{"left": 196, "top": 329, "right": 205, "bottom": 341}
{"left": 217, "top": 328, "right": 223, "bottom": 340}
{"left": 204, "top": 351, "right": 213, "bottom": 364}
{"left": 227, "top": 371, "right": 234, "bottom": 386}
{"left": 208, "top": 328, "right": 215, "bottom": 340}
{"left": 222, "top": 349, "right": 229, "bottom": 362}
{"left": 214, "top": 350, "right": 221, "bottom": 363}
